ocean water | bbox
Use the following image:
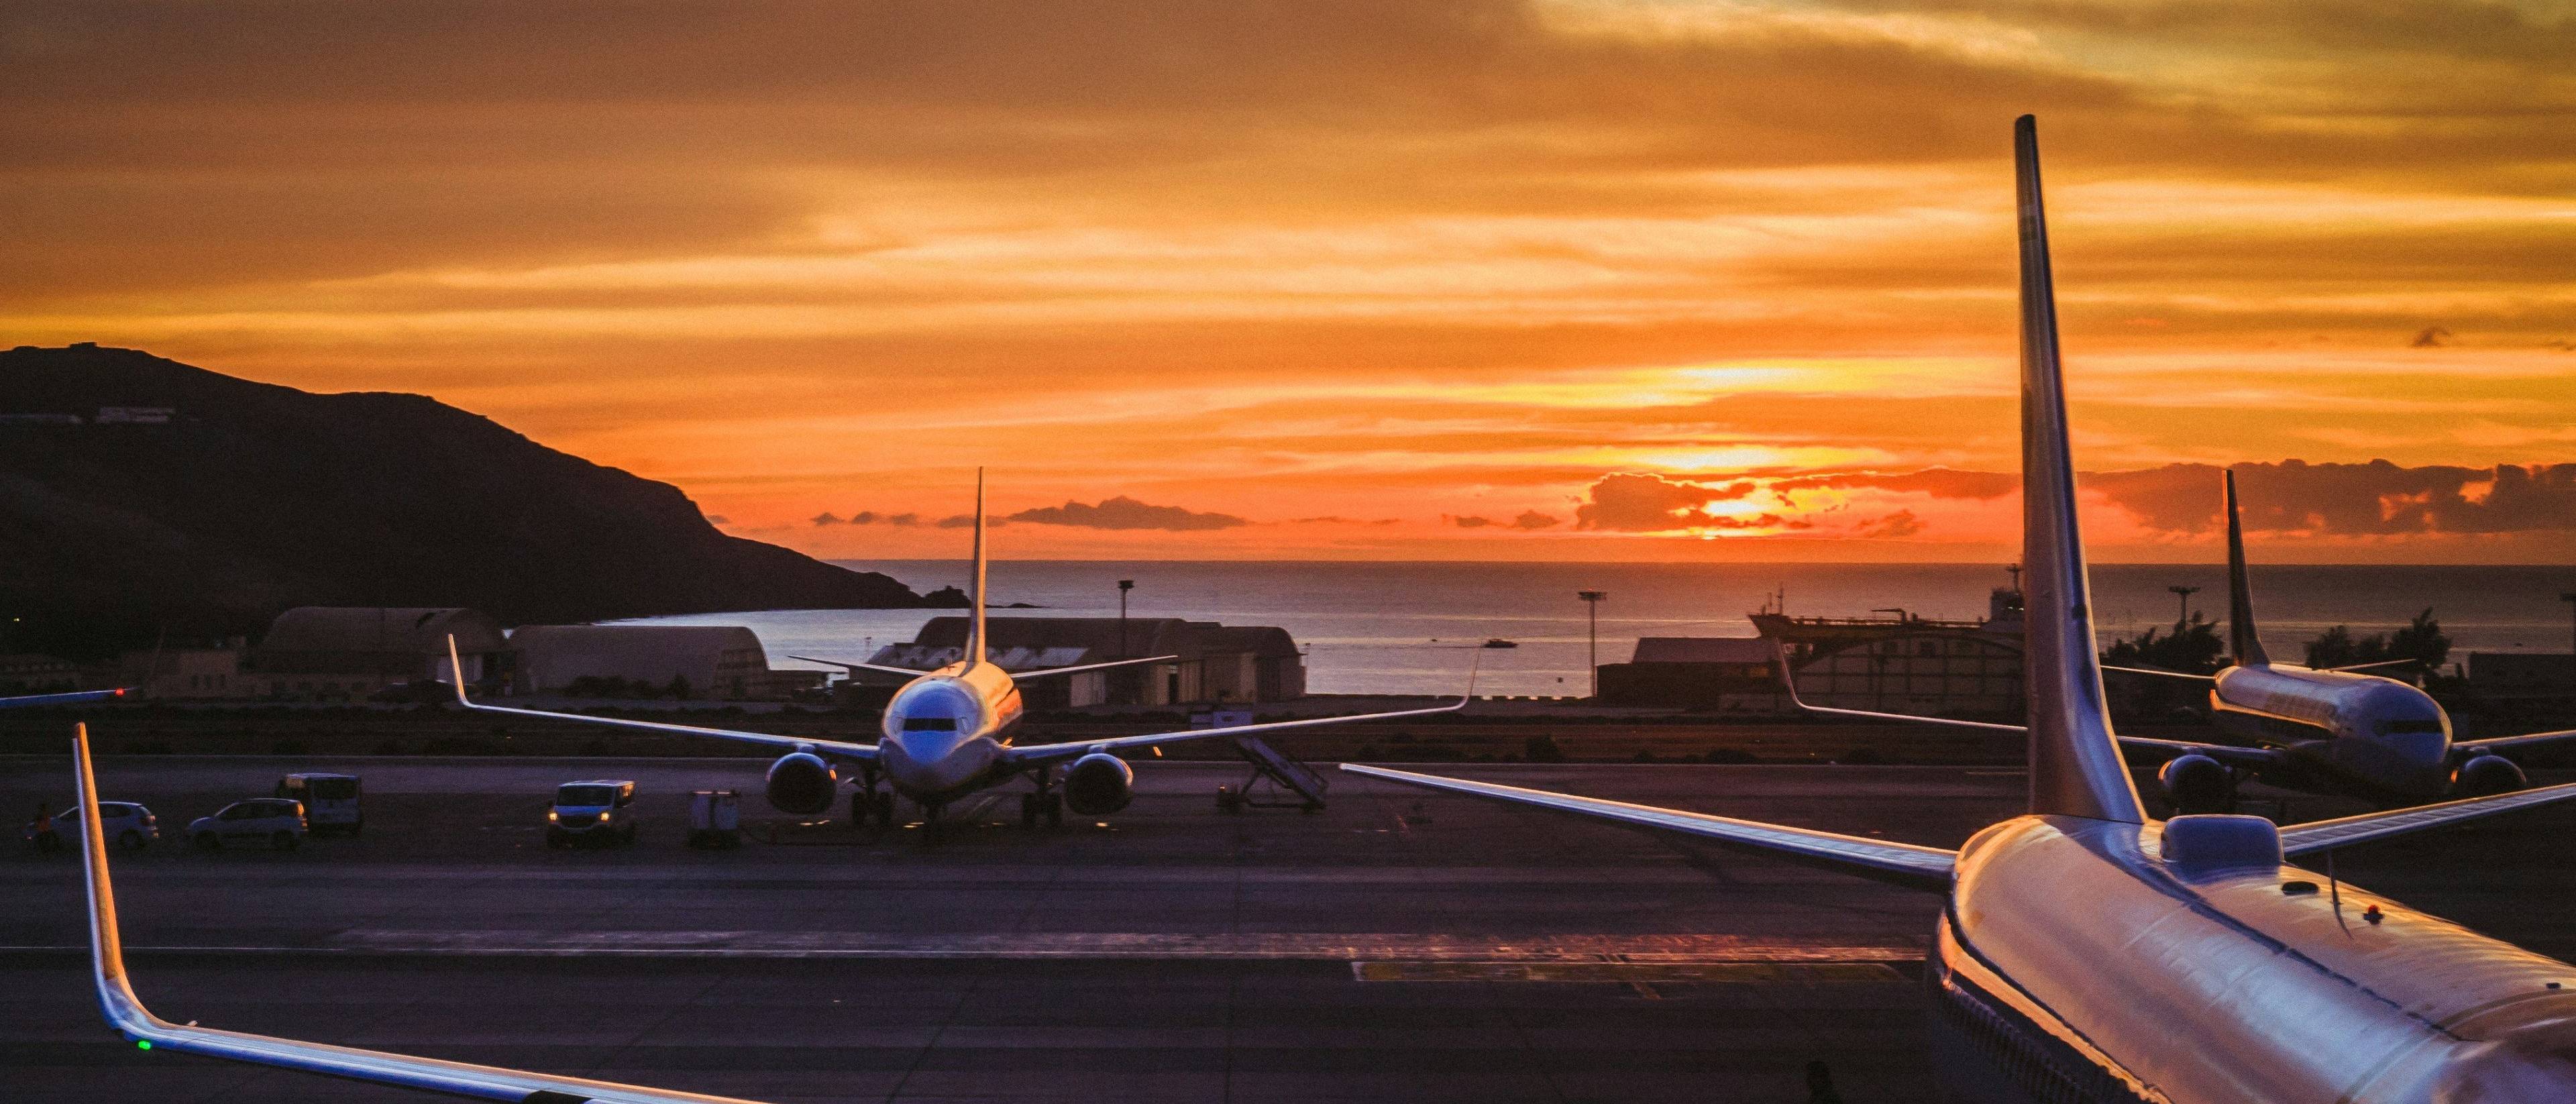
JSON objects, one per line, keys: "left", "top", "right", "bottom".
{"left": 623, "top": 561, "right": 2576, "bottom": 697}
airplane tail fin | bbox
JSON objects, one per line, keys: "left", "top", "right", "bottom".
{"left": 2223, "top": 470, "right": 2270, "bottom": 667}
{"left": 2014, "top": 115, "right": 2146, "bottom": 824}
{"left": 967, "top": 468, "right": 988, "bottom": 669}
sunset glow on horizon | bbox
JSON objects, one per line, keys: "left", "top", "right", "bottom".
{"left": 8, "top": 1, "right": 2573, "bottom": 563}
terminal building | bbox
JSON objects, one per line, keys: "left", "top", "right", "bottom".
{"left": 246, "top": 607, "right": 508, "bottom": 701}
{"left": 857, "top": 616, "right": 1305, "bottom": 709}
{"left": 509, "top": 624, "right": 823, "bottom": 701}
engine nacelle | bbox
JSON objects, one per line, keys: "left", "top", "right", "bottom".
{"left": 764, "top": 751, "right": 839, "bottom": 815}
{"left": 2158, "top": 753, "right": 2236, "bottom": 815}
{"left": 1063, "top": 753, "right": 1134, "bottom": 816}
{"left": 2451, "top": 755, "right": 2527, "bottom": 798}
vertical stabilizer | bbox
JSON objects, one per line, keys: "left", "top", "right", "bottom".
{"left": 967, "top": 468, "right": 988, "bottom": 669}
{"left": 2014, "top": 116, "right": 2147, "bottom": 824}
{"left": 2222, "top": 470, "right": 2270, "bottom": 667}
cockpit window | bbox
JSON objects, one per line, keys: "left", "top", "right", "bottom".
{"left": 902, "top": 716, "right": 959, "bottom": 732}
{"left": 2379, "top": 718, "right": 2445, "bottom": 736}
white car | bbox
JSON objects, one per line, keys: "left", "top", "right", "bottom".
{"left": 188, "top": 799, "right": 307, "bottom": 852}
{"left": 58, "top": 802, "right": 160, "bottom": 851}
{"left": 547, "top": 780, "right": 637, "bottom": 848}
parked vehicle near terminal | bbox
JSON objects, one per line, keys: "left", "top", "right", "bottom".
{"left": 547, "top": 780, "right": 637, "bottom": 848}
{"left": 56, "top": 801, "right": 159, "bottom": 851}
{"left": 276, "top": 773, "right": 362, "bottom": 836}
{"left": 188, "top": 799, "right": 307, "bottom": 852}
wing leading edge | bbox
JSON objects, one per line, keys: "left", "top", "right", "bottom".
{"left": 2277, "top": 781, "right": 2576, "bottom": 857}
{"left": 72, "top": 723, "right": 773, "bottom": 1103}
{"left": 1342, "top": 763, "right": 1955, "bottom": 891}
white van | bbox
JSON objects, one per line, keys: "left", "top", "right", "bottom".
{"left": 547, "top": 780, "right": 637, "bottom": 848}
{"left": 276, "top": 773, "right": 362, "bottom": 836}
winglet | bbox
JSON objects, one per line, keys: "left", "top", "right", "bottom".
{"left": 2015, "top": 115, "right": 2146, "bottom": 824}
{"left": 445, "top": 635, "right": 472, "bottom": 706}
{"left": 967, "top": 468, "right": 989, "bottom": 669}
{"left": 2223, "top": 470, "right": 2270, "bottom": 666}
{"left": 74, "top": 723, "right": 160, "bottom": 1044}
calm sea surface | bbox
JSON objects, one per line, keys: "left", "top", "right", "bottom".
{"left": 623, "top": 561, "right": 2576, "bottom": 697}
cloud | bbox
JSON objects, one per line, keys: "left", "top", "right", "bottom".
{"left": 1511, "top": 510, "right": 1562, "bottom": 530}
{"left": 1289, "top": 515, "right": 1403, "bottom": 525}
{"left": 1575, "top": 472, "right": 1727, "bottom": 531}
{"left": 1859, "top": 510, "right": 1924, "bottom": 538}
{"left": 933, "top": 513, "right": 1007, "bottom": 529}
{"left": 810, "top": 511, "right": 845, "bottom": 526}
{"left": 1452, "top": 515, "right": 1497, "bottom": 528}
{"left": 2412, "top": 326, "right": 2453, "bottom": 348}
{"left": 1006, "top": 496, "right": 1246, "bottom": 531}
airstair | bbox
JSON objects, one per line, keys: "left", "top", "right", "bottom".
{"left": 1217, "top": 735, "right": 1329, "bottom": 812}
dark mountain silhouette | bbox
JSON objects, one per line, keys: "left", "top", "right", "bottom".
{"left": 1, "top": 344, "right": 951, "bottom": 660}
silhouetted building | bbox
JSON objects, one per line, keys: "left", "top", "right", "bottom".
{"left": 0, "top": 653, "right": 83, "bottom": 695}
{"left": 115, "top": 639, "right": 252, "bottom": 700}
{"left": 510, "top": 624, "right": 823, "bottom": 701}
{"left": 1750, "top": 584, "right": 2027, "bottom": 720}
{"left": 1595, "top": 637, "right": 1780, "bottom": 708}
{"left": 248, "top": 607, "right": 506, "bottom": 701}
{"left": 2468, "top": 653, "right": 2576, "bottom": 697}
{"left": 862, "top": 616, "right": 1305, "bottom": 708}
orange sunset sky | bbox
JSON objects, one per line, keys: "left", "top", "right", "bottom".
{"left": 7, "top": 1, "right": 2574, "bottom": 563}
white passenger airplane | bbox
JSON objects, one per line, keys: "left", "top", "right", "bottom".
{"left": 1354, "top": 117, "right": 2576, "bottom": 1101}
{"left": 2090, "top": 470, "right": 2576, "bottom": 808}
{"left": 1776, "top": 463, "right": 2576, "bottom": 815}
{"left": 60, "top": 115, "right": 2576, "bottom": 1104}
{"left": 449, "top": 472, "right": 1468, "bottom": 832}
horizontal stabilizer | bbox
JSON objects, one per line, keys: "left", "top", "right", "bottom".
{"left": 2278, "top": 782, "right": 2576, "bottom": 857}
{"left": 1343, "top": 764, "right": 1954, "bottom": 891}
{"left": 73, "top": 723, "right": 771, "bottom": 1103}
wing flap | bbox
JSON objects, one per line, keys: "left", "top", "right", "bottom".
{"left": 72, "top": 723, "right": 770, "bottom": 1103}
{"left": 2278, "top": 782, "right": 2576, "bottom": 857}
{"left": 1342, "top": 763, "right": 1954, "bottom": 891}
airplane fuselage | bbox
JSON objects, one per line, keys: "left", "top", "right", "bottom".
{"left": 1932, "top": 814, "right": 2576, "bottom": 1101}
{"left": 875, "top": 661, "right": 1026, "bottom": 804}
{"left": 2208, "top": 664, "right": 2455, "bottom": 802}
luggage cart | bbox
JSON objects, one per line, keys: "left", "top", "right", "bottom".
{"left": 687, "top": 790, "right": 743, "bottom": 849}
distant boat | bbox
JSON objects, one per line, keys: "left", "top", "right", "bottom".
{"left": 1481, "top": 638, "right": 1519, "bottom": 649}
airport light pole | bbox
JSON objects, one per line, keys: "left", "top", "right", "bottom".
{"left": 2169, "top": 585, "right": 2200, "bottom": 627}
{"left": 1578, "top": 590, "right": 1607, "bottom": 699}
{"left": 1118, "top": 579, "right": 1135, "bottom": 657}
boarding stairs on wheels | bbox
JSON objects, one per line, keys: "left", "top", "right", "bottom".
{"left": 1216, "top": 736, "right": 1329, "bottom": 813}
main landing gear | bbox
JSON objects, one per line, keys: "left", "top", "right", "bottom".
{"left": 1019, "top": 767, "right": 1065, "bottom": 829}
{"left": 849, "top": 768, "right": 896, "bottom": 830}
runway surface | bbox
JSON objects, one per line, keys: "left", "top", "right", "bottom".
{"left": 6, "top": 755, "right": 2575, "bottom": 1102}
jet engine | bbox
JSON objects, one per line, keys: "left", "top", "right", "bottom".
{"left": 2450, "top": 755, "right": 2527, "bottom": 798}
{"left": 1063, "top": 753, "right": 1134, "bottom": 816}
{"left": 2157, "top": 753, "right": 2236, "bottom": 815}
{"left": 764, "top": 751, "right": 839, "bottom": 815}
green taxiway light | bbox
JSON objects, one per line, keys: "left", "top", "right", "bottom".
{"left": 136, "top": 1040, "right": 151, "bottom": 1050}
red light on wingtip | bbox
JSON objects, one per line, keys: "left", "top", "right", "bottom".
{"left": 111, "top": 688, "right": 126, "bottom": 697}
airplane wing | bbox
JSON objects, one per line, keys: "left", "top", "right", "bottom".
{"left": 2277, "top": 782, "right": 2576, "bottom": 857}
{"left": 1011, "top": 655, "right": 1179, "bottom": 679}
{"left": 2101, "top": 665, "right": 2216, "bottom": 682}
{"left": 2453, "top": 728, "right": 2576, "bottom": 757}
{"left": 1342, "top": 763, "right": 1955, "bottom": 891}
{"left": 786, "top": 654, "right": 943, "bottom": 679}
{"left": 2325, "top": 659, "right": 2419, "bottom": 674}
{"left": 70, "top": 724, "right": 773, "bottom": 1103}
{"left": 1767, "top": 641, "right": 2024, "bottom": 734}
{"left": 1003, "top": 696, "right": 1467, "bottom": 768}
{"left": 1, "top": 687, "right": 129, "bottom": 708}
{"left": 2114, "top": 735, "right": 2288, "bottom": 771}
{"left": 449, "top": 639, "right": 877, "bottom": 763}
